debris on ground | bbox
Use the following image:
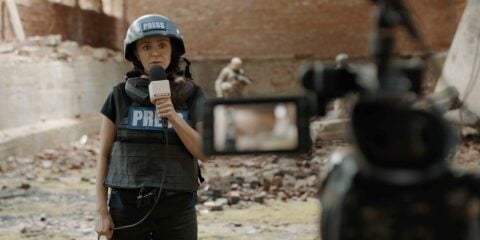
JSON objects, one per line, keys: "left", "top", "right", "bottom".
{"left": 0, "top": 35, "right": 123, "bottom": 63}
{"left": 0, "top": 131, "right": 479, "bottom": 239}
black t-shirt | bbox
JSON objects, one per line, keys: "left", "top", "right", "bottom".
{"left": 101, "top": 82, "right": 206, "bottom": 125}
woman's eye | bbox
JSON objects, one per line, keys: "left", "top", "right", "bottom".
{"left": 159, "top": 42, "right": 166, "bottom": 48}
{"left": 142, "top": 44, "right": 151, "bottom": 51}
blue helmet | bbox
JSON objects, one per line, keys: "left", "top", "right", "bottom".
{"left": 124, "top": 14, "right": 185, "bottom": 63}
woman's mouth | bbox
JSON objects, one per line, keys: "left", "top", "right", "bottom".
{"left": 150, "top": 61, "right": 163, "bottom": 66}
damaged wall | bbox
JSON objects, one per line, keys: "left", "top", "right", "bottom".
{"left": 0, "top": 0, "right": 467, "bottom": 97}
{"left": 0, "top": 0, "right": 469, "bottom": 158}
{"left": 0, "top": 38, "right": 129, "bottom": 159}
{"left": 0, "top": 59, "right": 126, "bottom": 129}
{"left": 0, "top": 56, "right": 129, "bottom": 159}
{"left": 0, "top": 0, "right": 129, "bottom": 158}
{"left": 0, "top": 0, "right": 127, "bottom": 50}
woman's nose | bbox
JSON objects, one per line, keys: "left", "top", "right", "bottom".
{"left": 150, "top": 46, "right": 162, "bottom": 56}
{"left": 151, "top": 49, "right": 160, "bottom": 56}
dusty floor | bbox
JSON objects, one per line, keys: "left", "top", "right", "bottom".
{"left": 0, "top": 172, "right": 320, "bottom": 240}
{"left": 0, "top": 133, "right": 479, "bottom": 240}
{"left": 0, "top": 134, "right": 325, "bottom": 240}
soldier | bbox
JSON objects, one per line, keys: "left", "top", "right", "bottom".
{"left": 95, "top": 14, "right": 207, "bottom": 240}
{"left": 215, "top": 57, "right": 253, "bottom": 98}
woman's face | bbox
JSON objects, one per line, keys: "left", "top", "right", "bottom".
{"left": 134, "top": 35, "right": 172, "bottom": 73}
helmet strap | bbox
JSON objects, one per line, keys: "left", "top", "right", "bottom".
{"left": 181, "top": 57, "right": 192, "bottom": 79}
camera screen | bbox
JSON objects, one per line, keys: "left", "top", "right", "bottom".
{"left": 212, "top": 102, "right": 298, "bottom": 152}
{"left": 202, "top": 96, "right": 312, "bottom": 155}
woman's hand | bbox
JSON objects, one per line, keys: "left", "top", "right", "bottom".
{"left": 152, "top": 95, "right": 177, "bottom": 120}
{"left": 151, "top": 95, "right": 208, "bottom": 161}
{"left": 96, "top": 117, "right": 116, "bottom": 238}
{"left": 95, "top": 211, "right": 114, "bottom": 239}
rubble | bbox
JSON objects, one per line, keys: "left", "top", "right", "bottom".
{"left": 0, "top": 35, "right": 124, "bottom": 63}
{"left": 0, "top": 133, "right": 100, "bottom": 180}
{"left": 0, "top": 131, "right": 343, "bottom": 213}
{"left": 310, "top": 118, "right": 349, "bottom": 143}
{"left": 4, "top": 130, "right": 478, "bottom": 214}
{"left": 0, "top": 130, "right": 478, "bottom": 239}
{"left": 197, "top": 144, "right": 345, "bottom": 211}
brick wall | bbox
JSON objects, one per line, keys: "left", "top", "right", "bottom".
{"left": 0, "top": 0, "right": 466, "bottom": 58}
{"left": 124, "top": 0, "right": 466, "bottom": 96}
{"left": 126, "top": 0, "right": 466, "bottom": 60}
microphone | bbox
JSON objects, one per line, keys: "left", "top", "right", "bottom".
{"left": 148, "top": 66, "right": 170, "bottom": 128}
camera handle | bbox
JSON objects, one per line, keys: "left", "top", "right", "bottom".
{"left": 370, "top": 0, "right": 425, "bottom": 93}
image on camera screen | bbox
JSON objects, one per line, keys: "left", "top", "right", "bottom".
{"left": 212, "top": 102, "right": 298, "bottom": 152}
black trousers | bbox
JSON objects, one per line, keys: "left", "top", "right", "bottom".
{"left": 109, "top": 188, "right": 197, "bottom": 240}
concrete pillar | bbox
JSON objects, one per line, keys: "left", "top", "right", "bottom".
{"left": 438, "top": 0, "right": 480, "bottom": 117}
{"left": 5, "top": 0, "right": 25, "bottom": 41}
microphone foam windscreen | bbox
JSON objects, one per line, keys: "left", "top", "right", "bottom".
{"left": 149, "top": 65, "right": 166, "bottom": 80}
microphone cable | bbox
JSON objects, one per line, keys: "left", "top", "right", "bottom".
{"left": 98, "top": 123, "right": 169, "bottom": 239}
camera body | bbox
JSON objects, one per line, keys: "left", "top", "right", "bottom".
{"left": 320, "top": 153, "right": 480, "bottom": 240}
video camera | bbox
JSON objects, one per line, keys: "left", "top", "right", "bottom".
{"left": 201, "top": 0, "right": 480, "bottom": 239}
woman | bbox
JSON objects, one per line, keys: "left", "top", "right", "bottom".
{"left": 95, "top": 14, "right": 207, "bottom": 240}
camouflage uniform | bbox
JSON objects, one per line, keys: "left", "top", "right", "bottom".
{"left": 215, "top": 66, "right": 252, "bottom": 98}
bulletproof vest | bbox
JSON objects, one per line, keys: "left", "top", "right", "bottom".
{"left": 104, "top": 83, "right": 199, "bottom": 191}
